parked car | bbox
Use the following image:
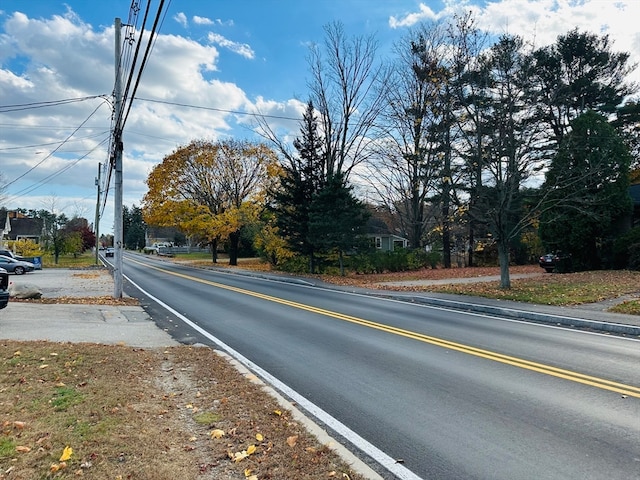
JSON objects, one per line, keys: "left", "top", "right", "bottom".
{"left": 0, "top": 267, "right": 8, "bottom": 309}
{"left": 0, "top": 249, "right": 25, "bottom": 260}
{"left": 539, "top": 252, "right": 572, "bottom": 273}
{"left": 0, "top": 255, "right": 36, "bottom": 275}
{"left": 105, "top": 247, "right": 115, "bottom": 257}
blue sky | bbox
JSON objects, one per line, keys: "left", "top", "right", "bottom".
{"left": 1, "top": 0, "right": 638, "bottom": 235}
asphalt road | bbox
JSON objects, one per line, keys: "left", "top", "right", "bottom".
{"left": 122, "top": 253, "right": 640, "bottom": 480}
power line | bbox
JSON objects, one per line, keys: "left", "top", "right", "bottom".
{"left": 134, "top": 97, "right": 301, "bottom": 121}
{"left": 4, "top": 137, "right": 109, "bottom": 203}
{"left": 0, "top": 95, "right": 109, "bottom": 113}
{"left": 4, "top": 99, "right": 110, "bottom": 188}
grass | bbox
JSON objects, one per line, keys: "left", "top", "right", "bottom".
{"left": 610, "top": 300, "right": 640, "bottom": 315}
{"left": 41, "top": 252, "right": 99, "bottom": 268}
{"left": 0, "top": 342, "right": 367, "bottom": 480}
{"left": 422, "top": 270, "right": 640, "bottom": 306}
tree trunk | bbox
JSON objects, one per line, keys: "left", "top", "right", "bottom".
{"left": 498, "top": 240, "right": 511, "bottom": 289}
{"left": 339, "top": 250, "right": 345, "bottom": 276}
{"left": 468, "top": 224, "right": 475, "bottom": 268}
{"left": 309, "top": 252, "right": 316, "bottom": 274}
{"left": 442, "top": 209, "right": 451, "bottom": 268}
{"left": 228, "top": 231, "right": 239, "bottom": 266}
{"left": 210, "top": 239, "right": 218, "bottom": 263}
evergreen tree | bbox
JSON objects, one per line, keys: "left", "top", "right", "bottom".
{"left": 308, "top": 173, "right": 370, "bottom": 276}
{"left": 530, "top": 29, "right": 636, "bottom": 153}
{"left": 540, "top": 111, "right": 632, "bottom": 270}
{"left": 271, "top": 101, "right": 325, "bottom": 273}
{"left": 123, "top": 205, "right": 147, "bottom": 250}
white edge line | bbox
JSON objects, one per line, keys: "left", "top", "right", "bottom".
{"left": 123, "top": 273, "right": 423, "bottom": 480}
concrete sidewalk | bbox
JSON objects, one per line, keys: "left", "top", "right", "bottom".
{"left": 0, "top": 268, "right": 177, "bottom": 347}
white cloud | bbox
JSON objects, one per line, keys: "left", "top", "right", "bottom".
{"left": 173, "top": 12, "right": 187, "bottom": 28}
{"left": 0, "top": 9, "right": 278, "bottom": 233}
{"left": 193, "top": 15, "right": 214, "bottom": 26}
{"left": 207, "top": 32, "right": 255, "bottom": 59}
{"left": 389, "top": 0, "right": 640, "bottom": 87}
{"left": 389, "top": 3, "right": 443, "bottom": 28}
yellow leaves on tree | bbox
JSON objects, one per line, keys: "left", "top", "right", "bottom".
{"left": 142, "top": 139, "right": 277, "bottom": 254}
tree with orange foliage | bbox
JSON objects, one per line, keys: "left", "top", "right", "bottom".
{"left": 142, "top": 139, "right": 277, "bottom": 265}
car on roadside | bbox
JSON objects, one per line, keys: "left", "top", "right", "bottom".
{"left": 0, "top": 255, "right": 36, "bottom": 275}
{"left": 539, "top": 252, "right": 571, "bottom": 273}
{"left": 0, "top": 249, "right": 25, "bottom": 261}
{"left": 105, "top": 247, "right": 115, "bottom": 257}
{"left": 0, "top": 267, "right": 8, "bottom": 309}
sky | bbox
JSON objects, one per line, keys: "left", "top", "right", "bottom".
{"left": 1, "top": 0, "right": 639, "bottom": 236}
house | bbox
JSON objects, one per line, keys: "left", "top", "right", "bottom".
{"left": 0, "top": 210, "right": 43, "bottom": 246}
{"left": 366, "top": 217, "right": 408, "bottom": 252}
{"left": 367, "top": 233, "right": 409, "bottom": 252}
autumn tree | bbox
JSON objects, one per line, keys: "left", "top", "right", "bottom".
{"left": 37, "top": 209, "right": 69, "bottom": 264}
{"left": 64, "top": 216, "right": 96, "bottom": 252}
{"left": 143, "top": 139, "right": 276, "bottom": 265}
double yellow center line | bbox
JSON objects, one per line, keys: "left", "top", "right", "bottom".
{"left": 133, "top": 259, "right": 640, "bottom": 398}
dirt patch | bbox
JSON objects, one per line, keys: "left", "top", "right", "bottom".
{"left": 0, "top": 341, "right": 367, "bottom": 480}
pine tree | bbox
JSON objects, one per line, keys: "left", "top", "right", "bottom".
{"left": 271, "top": 101, "right": 325, "bottom": 273}
{"left": 308, "top": 173, "right": 370, "bottom": 276}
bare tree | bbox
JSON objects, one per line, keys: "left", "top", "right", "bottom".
{"left": 308, "top": 21, "right": 389, "bottom": 181}
{"left": 364, "top": 22, "right": 448, "bottom": 249}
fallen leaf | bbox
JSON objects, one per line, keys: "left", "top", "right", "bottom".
{"left": 13, "top": 421, "right": 26, "bottom": 430}
{"left": 15, "top": 446, "right": 31, "bottom": 453}
{"left": 244, "top": 468, "right": 252, "bottom": 477}
{"left": 210, "top": 429, "right": 225, "bottom": 439}
{"left": 59, "top": 446, "right": 73, "bottom": 461}
{"left": 286, "top": 435, "right": 298, "bottom": 447}
{"left": 246, "top": 444, "right": 256, "bottom": 455}
{"left": 273, "top": 409, "right": 282, "bottom": 416}
{"left": 255, "top": 433, "right": 263, "bottom": 442}
{"left": 232, "top": 450, "right": 249, "bottom": 463}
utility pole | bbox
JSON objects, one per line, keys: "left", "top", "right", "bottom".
{"left": 94, "top": 162, "right": 101, "bottom": 265}
{"left": 113, "top": 17, "right": 124, "bottom": 298}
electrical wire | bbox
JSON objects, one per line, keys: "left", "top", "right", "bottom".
{"left": 0, "top": 95, "right": 108, "bottom": 113}
{"left": 4, "top": 136, "right": 110, "bottom": 203}
{"left": 133, "top": 97, "right": 301, "bottom": 121}
{"left": 4, "top": 98, "right": 111, "bottom": 188}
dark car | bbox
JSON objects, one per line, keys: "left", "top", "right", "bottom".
{"left": 105, "top": 247, "right": 115, "bottom": 257}
{"left": 0, "top": 267, "right": 9, "bottom": 309}
{"left": 0, "top": 255, "right": 35, "bottom": 275}
{"left": 539, "top": 252, "right": 571, "bottom": 273}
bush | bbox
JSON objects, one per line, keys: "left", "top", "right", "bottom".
{"left": 628, "top": 243, "right": 640, "bottom": 270}
{"left": 613, "top": 227, "right": 640, "bottom": 269}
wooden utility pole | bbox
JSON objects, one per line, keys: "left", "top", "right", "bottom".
{"left": 113, "top": 17, "right": 124, "bottom": 298}
{"left": 94, "top": 162, "right": 101, "bottom": 265}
